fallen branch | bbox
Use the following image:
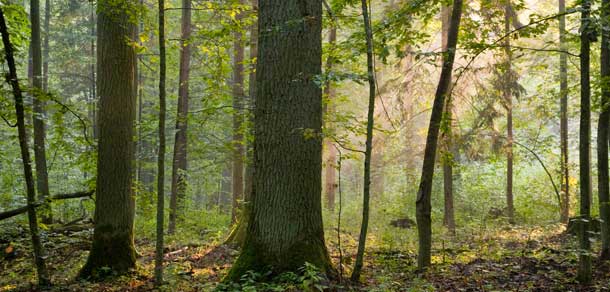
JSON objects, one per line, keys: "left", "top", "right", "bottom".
{"left": 0, "top": 190, "right": 94, "bottom": 221}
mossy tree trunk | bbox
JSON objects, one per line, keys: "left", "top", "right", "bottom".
{"left": 226, "top": 0, "right": 334, "bottom": 280}
{"left": 155, "top": 0, "right": 167, "bottom": 284}
{"left": 504, "top": 2, "right": 515, "bottom": 225}
{"left": 324, "top": 27, "right": 337, "bottom": 212}
{"left": 415, "top": 0, "right": 462, "bottom": 270}
{"left": 31, "top": 0, "right": 52, "bottom": 225}
{"left": 168, "top": 0, "right": 192, "bottom": 235}
{"left": 440, "top": 4, "right": 456, "bottom": 235}
{"left": 79, "top": 0, "right": 138, "bottom": 279}
{"left": 577, "top": 0, "right": 592, "bottom": 283}
{"left": 598, "top": 0, "right": 610, "bottom": 261}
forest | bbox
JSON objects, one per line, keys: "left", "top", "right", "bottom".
{"left": 0, "top": 0, "right": 609, "bottom": 290}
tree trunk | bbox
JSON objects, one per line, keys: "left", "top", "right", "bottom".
{"left": 324, "top": 27, "right": 337, "bottom": 211}
{"left": 351, "top": 0, "right": 376, "bottom": 281}
{"left": 577, "top": 0, "right": 592, "bottom": 283}
{"left": 598, "top": 0, "right": 610, "bottom": 261}
{"left": 79, "top": 0, "right": 138, "bottom": 278}
{"left": 31, "top": 0, "right": 52, "bottom": 224}
{"left": 0, "top": 7, "right": 50, "bottom": 286}
{"left": 559, "top": 0, "right": 570, "bottom": 225}
{"left": 231, "top": 1, "right": 245, "bottom": 224}
{"left": 504, "top": 2, "right": 515, "bottom": 225}
{"left": 415, "top": 0, "right": 462, "bottom": 270}
{"left": 228, "top": 0, "right": 258, "bottom": 247}
{"left": 42, "top": 0, "right": 50, "bottom": 92}
{"left": 440, "top": 4, "right": 456, "bottom": 235}
{"left": 226, "top": 0, "right": 333, "bottom": 280}
{"left": 168, "top": 0, "right": 192, "bottom": 235}
{"left": 155, "top": 0, "right": 166, "bottom": 284}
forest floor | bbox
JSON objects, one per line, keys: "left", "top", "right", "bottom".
{"left": 1, "top": 223, "right": 609, "bottom": 291}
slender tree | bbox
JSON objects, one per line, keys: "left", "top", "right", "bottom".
{"left": 351, "top": 0, "right": 376, "bottom": 281}
{"left": 577, "top": 0, "right": 592, "bottom": 283}
{"left": 504, "top": 1, "right": 515, "bottom": 225}
{"left": 324, "top": 26, "right": 337, "bottom": 212}
{"left": 155, "top": 0, "right": 166, "bottom": 283}
{"left": 168, "top": 0, "right": 192, "bottom": 235}
{"left": 79, "top": 0, "right": 138, "bottom": 278}
{"left": 440, "top": 4, "right": 456, "bottom": 234}
{"left": 226, "top": 0, "right": 334, "bottom": 279}
{"left": 42, "top": 0, "right": 50, "bottom": 92}
{"left": 0, "top": 7, "right": 50, "bottom": 286}
{"left": 227, "top": 0, "right": 258, "bottom": 246}
{"left": 31, "top": 0, "right": 52, "bottom": 224}
{"left": 415, "top": 0, "right": 462, "bottom": 269}
{"left": 559, "top": 0, "right": 570, "bottom": 224}
{"left": 598, "top": 0, "right": 610, "bottom": 261}
{"left": 231, "top": 0, "right": 246, "bottom": 224}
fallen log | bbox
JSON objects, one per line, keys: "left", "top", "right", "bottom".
{"left": 0, "top": 190, "right": 94, "bottom": 221}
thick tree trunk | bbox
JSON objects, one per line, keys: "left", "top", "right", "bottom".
{"left": 0, "top": 8, "right": 50, "bottom": 286}
{"left": 168, "top": 0, "right": 192, "bottom": 235}
{"left": 324, "top": 27, "right": 337, "bottom": 211}
{"left": 577, "top": 0, "right": 592, "bottom": 283}
{"left": 440, "top": 4, "right": 456, "bottom": 235}
{"left": 504, "top": 3, "right": 515, "bottom": 225}
{"left": 559, "top": 0, "right": 570, "bottom": 225}
{"left": 226, "top": 0, "right": 333, "bottom": 280}
{"left": 415, "top": 0, "right": 462, "bottom": 270}
{"left": 31, "top": 0, "right": 52, "bottom": 225}
{"left": 351, "top": 0, "right": 376, "bottom": 281}
{"left": 231, "top": 1, "right": 245, "bottom": 224}
{"left": 79, "top": 0, "right": 138, "bottom": 278}
{"left": 155, "top": 0, "right": 166, "bottom": 283}
{"left": 598, "top": 0, "right": 610, "bottom": 261}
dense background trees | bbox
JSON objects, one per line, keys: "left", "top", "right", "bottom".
{"left": 0, "top": 0, "right": 609, "bottom": 290}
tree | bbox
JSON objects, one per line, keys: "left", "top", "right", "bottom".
{"left": 577, "top": 0, "right": 592, "bottom": 283}
{"left": 155, "top": 0, "right": 167, "bottom": 284}
{"left": 0, "top": 6, "right": 50, "bottom": 286}
{"left": 598, "top": 0, "right": 610, "bottom": 261}
{"left": 415, "top": 0, "right": 463, "bottom": 269}
{"left": 558, "top": 0, "right": 570, "bottom": 225}
{"left": 504, "top": 1, "right": 515, "bottom": 225}
{"left": 31, "top": 0, "right": 52, "bottom": 224}
{"left": 226, "top": 0, "right": 334, "bottom": 279}
{"left": 231, "top": 0, "right": 245, "bottom": 224}
{"left": 441, "top": 3, "right": 456, "bottom": 235}
{"left": 79, "top": 0, "right": 138, "bottom": 278}
{"left": 324, "top": 26, "right": 337, "bottom": 212}
{"left": 168, "top": 0, "right": 192, "bottom": 235}
{"left": 351, "top": 0, "right": 376, "bottom": 281}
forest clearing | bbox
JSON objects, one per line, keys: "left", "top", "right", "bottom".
{"left": 0, "top": 0, "right": 609, "bottom": 290}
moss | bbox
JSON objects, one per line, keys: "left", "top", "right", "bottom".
{"left": 77, "top": 225, "right": 136, "bottom": 280}
{"left": 224, "top": 237, "right": 335, "bottom": 283}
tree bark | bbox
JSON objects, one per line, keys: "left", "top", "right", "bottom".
{"left": 324, "top": 27, "right": 337, "bottom": 211}
{"left": 598, "top": 0, "right": 610, "bottom": 261}
{"left": 31, "top": 0, "right": 52, "bottom": 225}
{"left": 559, "top": 0, "right": 570, "bottom": 225}
{"left": 415, "top": 0, "right": 462, "bottom": 270}
{"left": 226, "top": 0, "right": 333, "bottom": 280}
{"left": 577, "top": 0, "right": 592, "bottom": 283}
{"left": 231, "top": 0, "right": 246, "bottom": 224}
{"left": 79, "top": 0, "right": 138, "bottom": 278}
{"left": 155, "top": 0, "right": 166, "bottom": 283}
{"left": 42, "top": 0, "right": 50, "bottom": 92}
{"left": 440, "top": 4, "right": 456, "bottom": 235}
{"left": 504, "top": 2, "right": 515, "bottom": 225}
{"left": 168, "top": 0, "right": 192, "bottom": 235}
{"left": 351, "top": 0, "right": 376, "bottom": 281}
{"left": 0, "top": 191, "right": 94, "bottom": 221}
{"left": 0, "top": 7, "right": 50, "bottom": 286}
